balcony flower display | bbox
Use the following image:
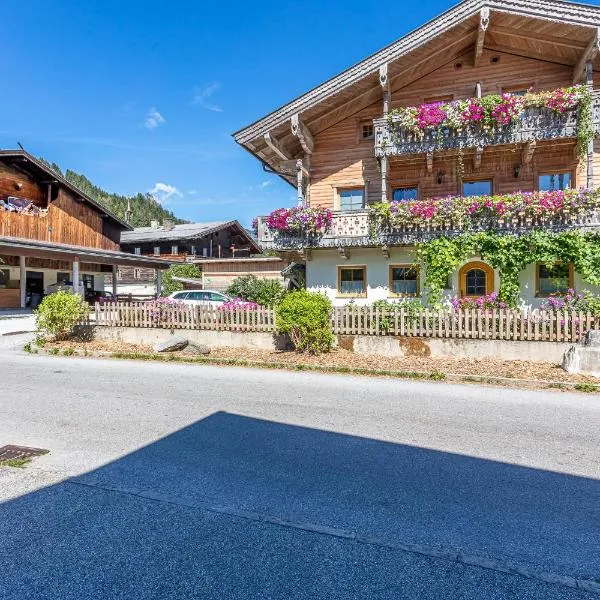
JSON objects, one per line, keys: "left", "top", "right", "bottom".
{"left": 389, "top": 84, "right": 589, "bottom": 137}
{"left": 265, "top": 206, "right": 333, "bottom": 236}
{"left": 372, "top": 188, "right": 600, "bottom": 230}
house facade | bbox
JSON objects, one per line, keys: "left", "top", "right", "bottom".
{"left": 114, "top": 220, "right": 260, "bottom": 295}
{"left": 235, "top": 0, "right": 600, "bottom": 307}
{"left": 0, "top": 150, "right": 169, "bottom": 308}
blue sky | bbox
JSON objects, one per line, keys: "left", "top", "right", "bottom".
{"left": 2, "top": 0, "right": 471, "bottom": 227}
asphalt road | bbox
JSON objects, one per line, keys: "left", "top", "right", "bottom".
{"left": 0, "top": 350, "right": 599, "bottom": 599}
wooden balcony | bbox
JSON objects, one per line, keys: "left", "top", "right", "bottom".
{"left": 373, "top": 91, "right": 600, "bottom": 157}
{"left": 256, "top": 207, "right": 600, "bottom": 251}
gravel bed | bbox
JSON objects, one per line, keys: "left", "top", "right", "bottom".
{"left": 41, "top": 340, "right": 600, "bottom": 384}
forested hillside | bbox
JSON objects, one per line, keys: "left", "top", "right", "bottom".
{"left": 38, "top": 158, "right": 184, "bottom": 227}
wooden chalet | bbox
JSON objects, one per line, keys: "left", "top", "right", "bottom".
{"left": 236, "top": 0, "right": 600, "bottom": 306}
{"left": 115, "top": 220, "right": 260, "bottom": 294}
{"left": 0, "top": 150, "right": 169, "bottom": 308}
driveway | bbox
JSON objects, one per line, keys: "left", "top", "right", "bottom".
{"left": 0, "top": 351, "right": 599, "bottom": 599}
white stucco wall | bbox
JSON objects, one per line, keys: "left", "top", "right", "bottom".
{"left": 306, "top": 247, "right": 600, "bottom": 308}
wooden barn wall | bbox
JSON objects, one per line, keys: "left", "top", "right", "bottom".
{"left": 0, "top": 163, "right": 46, "bottom": 206}
{"left": 1, "top": 255, "right": 102, "bottom": 271}
{"left": 1, "top": 187, "right": 121, "bottom": 250}
{"left": 309, "top": 49, "right": 585, "bottom": 209}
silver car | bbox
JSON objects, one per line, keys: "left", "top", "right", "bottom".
{"left": 168, "top": 289, "right": 230, "bottom": 306}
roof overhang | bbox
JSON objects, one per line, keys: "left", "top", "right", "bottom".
{"left": 0, "top": 236, "right": 171, "bottom": 269}
{"left": 233, "top": 0, "right": 600, "bottom": 185}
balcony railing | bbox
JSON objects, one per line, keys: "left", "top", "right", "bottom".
{"left": 256, "top": 207, "right": 600, "bottom": 250}
{"left": 373, "top": 90, "right": 600, "bottom": 157}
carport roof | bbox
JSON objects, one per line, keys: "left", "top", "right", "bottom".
{"left": 0, "top": 236, "right": 172, "bottom": 269}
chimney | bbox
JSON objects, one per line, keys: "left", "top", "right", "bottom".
{"left": 150, "top": 219, "right": 160, "bottom": 229}
{"left": 163, "top": 218, "right": 174, "bottom": 231}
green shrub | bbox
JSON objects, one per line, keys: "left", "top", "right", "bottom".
{"left": 35, "top": 291, "right": 89, "bottom": 341}
{"left": 226, "top": 275, "right": 287, "bottom": 307}
{"left": 276, "top": 290, "right": 334, "bottom": 354}
{"left": 161, "top": 263, "right": 202, "bottom": 296}
{"left": 372, "top": 298, "right": 424, "bottom": 332}
{"left": 574, "top": 382, "right": 598, "bottom": 393}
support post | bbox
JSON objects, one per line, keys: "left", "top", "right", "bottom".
{"left": 156, "top": 269, "right": 162, "bottom": 298}
{"left": 112, "top": 264, "right": 118, "bottom": 297}
{"left": 586, "top": 60, "right": 594, "bottom": 189}
{"left": 72, "top": 259, "right": 80, "bottom": 295}
{"left": 19, "top": 255, "right": 26, "bottom": 309}
{"left": 381, "top": 155, "right": 389, "bottom": 203}
{"left": 379, "top": 64, "right": 390, "bottom": 116}
{"left": 296, "top": 159, "right": 305, "bottom": 206}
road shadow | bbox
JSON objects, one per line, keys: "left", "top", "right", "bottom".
{"left": 0, "top": 411, "right": 599, "bottom": 599}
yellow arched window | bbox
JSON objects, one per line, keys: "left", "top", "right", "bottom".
{"left": 459, "top": 261, "right": 494, "bottom": 298}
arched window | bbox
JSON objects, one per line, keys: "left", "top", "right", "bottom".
{"left": 459, "top": 262, "right": 494, "bottom": 297}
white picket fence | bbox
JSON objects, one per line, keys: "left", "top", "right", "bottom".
{"left": 93, "top": 302, "right": 598, "bottom": 343}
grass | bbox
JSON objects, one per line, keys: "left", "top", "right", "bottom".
{"left": 0, "top": 457, "right": 32, "bottom": 469}
{"left": 62, "top": 347, "right": 75, "bottom": 356}
{"left": 574, "top": 383, "right": 599, "bottom": 393}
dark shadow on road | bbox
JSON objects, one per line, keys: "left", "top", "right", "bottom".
{"left": 0, "top": 411, "right": 599, "bottom": 599}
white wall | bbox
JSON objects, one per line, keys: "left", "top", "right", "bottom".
{"left": 306, "top": 247, "right": 600, "bottom": 307}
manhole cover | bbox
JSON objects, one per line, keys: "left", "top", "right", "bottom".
{"left": 0, "top": 445, "right": 49, "bottom": 461}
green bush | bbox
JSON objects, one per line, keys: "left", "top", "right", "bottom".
{"left": 372, "top": 298, "right": 424, "bottom": 331}
{"left": 276, "top": 290, "right": 334, "bottom": 354}
{"left": 161, "top": 263, "right": 202, "bottom": 296}
{"left": 35, "top": 291, "right": 89, "bottom": 341}
{"left": 226, "top": 275, "right": 287, "bottom": 307}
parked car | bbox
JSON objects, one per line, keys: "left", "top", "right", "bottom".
{"left": 168, "top": 290, "right": 230, "bottom": 306}
{"left": 85, "top": 290, "right": 115, "bottom": 305}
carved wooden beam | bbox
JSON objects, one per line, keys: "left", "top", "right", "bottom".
{"left": 263, "top": 132, "right": 291, "bottom": 161}
{"left": 522, "top": 141, "right": 536, "bottom": 165}
{"left": 299, "top": 248, "right": 312, "bottom": 262}
{"left": 338, "top": 247, "right": 349, "bottom": 260}
{"left": 473, "top": 148, "right": 483, "bottom": 171}
{"left": 290, "top": 114, "right": 314, "bottom": 155}
{"left": 296, "top": 159, "right": 305, "bottom": 206}
{"left": 381, "top": 245, "right": 390, "bottom": 259}
{"left": 379, "top": 63, "right": 391, "bottom": 116}
{"left": 426, "top": 152, "right": 434, "bottom": 174}
{"left": 474, "top": 7, "right": 490, "bottom": 67}
{"left": 573, "top": 28, "right": 600, "bottom": 83}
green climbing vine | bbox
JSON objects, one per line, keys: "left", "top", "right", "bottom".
{"left": 416, "top": 230, "right": 600, "bottom": 307}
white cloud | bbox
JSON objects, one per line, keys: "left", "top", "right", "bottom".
{"left": 144, "top": 107, "right": 166, "bottom": 130}
{"left": 188, "top": 189, "right": 198, "bottom": 195}
{"left": 191, "top": 82, "right": 223, "bottom": 112}
{"left": 148, "top": 182, "right": 182, "bottom": 204}
{"left": 259, "top": 180, "right": 273, "bottom": 189}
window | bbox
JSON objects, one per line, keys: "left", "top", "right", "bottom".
{"left": 134, "top": 247, "right": 141, "bottom": 256}
{"left": 154, "top": 246, "right": 160, "bottom": 256}
{"left": 338, "top": 266, "right": 367, "bottom": 296}
{"left": 538, "top": 173, "right": 572, "bottom": 191}
{"left": 392, "top": 187, "right": 418, "bottom": 202}
{"left": 133, "top": 268, "right": 141, "bottom": 279}
{"left": 465, "top": 269, "right": 487, "bottom": 296}
{"left": 56, "top": 272, "right": 70, "bottom": 284}
{"left": 209, "top": 292, "right": 227, "bottom": 301}
{"left": 462, "top": 179, "right": 492, "bottom": 197}
{"left": 360, "top": 123, "right": 374, "bottom": 140}
{"left": 389, "top": 265, "right": 419, "bottom": 296}
{"left": 171, "top": 245, "right": 178, "bottom": 255}
{"left": 339, "top": 189, "right": 365, "bottom": 211}
{"left": 537, "top": 263, "right": 572, "bottom": 296}
{"left": 459, "top": 262, "right": 494, "bottom": 297}
{"left": 172, "top": 292, "right": 189, "bottom": 300}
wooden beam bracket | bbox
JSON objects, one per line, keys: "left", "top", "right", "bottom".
{"left": 473, "top": 147, "right": 483, "bottom": 171}
{"left": 338, "top": 247, "right": 349, "bottom": 260}
{"left": 426, "top": 152, "right": 434, "bottom": 174}
{"left": 522, "top": 141, "right": 536, "bottom": 165}
{"left": 263, "top": 132, "right": 291, "bottom": 161}
{"left": 290, "top": 114, "right": 314, "bottom": 155}
{"left": 573, "top": 28, "right": 600, "bottom": 83}
{"left": 474, "top": 7, "right": 490, "bottom": 67}
{"left": 381, "top": 245, "right": 390, "bottom": 259}
{"left": 379, "top": 63, "right": 391, "bottom": 115}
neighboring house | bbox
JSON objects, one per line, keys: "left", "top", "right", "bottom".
{"left": 113, "top": 220, "right": 261, "bottom": 295}
{"left": 236, "top": 0, "right": 600, "bottom": 306}
{"left": 0, "top": 150, "right": 169, "bottom": 308}
{"left": 189, "top": 256, "right": 290, "bottom": 292}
